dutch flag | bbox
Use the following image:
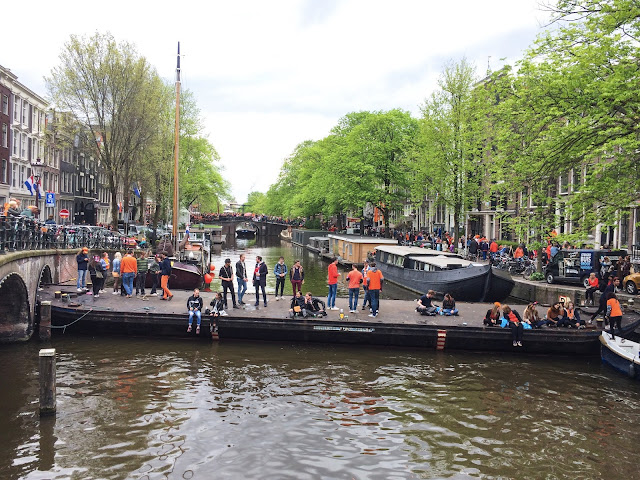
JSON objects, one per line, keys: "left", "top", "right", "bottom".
{"left": 36, "top": 178, "right": 45, "bottom": 199}
{"left": 24, "top": 175, "right": 35, "bottom": 196}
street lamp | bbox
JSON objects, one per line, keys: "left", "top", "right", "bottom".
{"left": 31, "top": 158, "right": 44, "bottom": 220}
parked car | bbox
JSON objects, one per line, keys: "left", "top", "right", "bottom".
{"left": 624, "top": 272, "right": 640, "bottom": 294}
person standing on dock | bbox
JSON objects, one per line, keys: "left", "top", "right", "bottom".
{"left": 135, "top": 251, "right": 147, "bottom": 297}
{"left": 290, "top": 260, "right": 304, "bottom": 296}
{"left": 236, "top": 254, "right": 248, "bottom": 305}
{"left": 120, "top": 250, "right": 138, "bottom": 299}
{"left": 112, "top": 252, "right": 122, "bottom": 295}
{"left": 253, "top": 256, "right": 268, "bottom": 307}
{"left": 186, "top": 288, "right": 204, "bottom": 334}
{"left": 366, "top": 262, "right": 384, "bottom": 318}
{"left": 220, "top": 258, "right": 239, "bottom": 309}
{"left": 274, "top": 257, "right": 288, "bottom": 300}
{"left": 346, "top": 264, "right": 363, "bottom": 313}
{"left": 327, "top": 258, "right": 339, "bottom": 310}
{"left": 148, "top": 254, "right": 160, "bottom": 296}
{"left": 76, "top": 247, "right": 89, "bottom": 292}
{"left": 159, "top": 253, "right": 173, "bottom": 301}
{"left": 361, "top": 261, "right": 370, "bottom": 311}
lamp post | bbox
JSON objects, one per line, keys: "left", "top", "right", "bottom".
{"left": 31, "top": 158, "right": 44, "bottom": 220}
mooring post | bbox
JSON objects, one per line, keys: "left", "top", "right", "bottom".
{"left": 39, "top": 348, "right": 56, "bottom": 416}
{"left": 39, "top": 301, "right": 52, "bottom": 342}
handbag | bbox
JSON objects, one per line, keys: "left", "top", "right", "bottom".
{"left": 96, "top": 271, "right": 104, "bottom": 279}
{"left": 293, "top": 306, "right": 301, "bottom": 313}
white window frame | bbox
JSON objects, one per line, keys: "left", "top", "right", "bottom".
{"left": 13, "top": 97, "right": 20, "bottom": 122}
{"left": 22, "top": 101, "right": 28, "bottom": 125}
{"left": 1, "top": 123, "right": 7, "bottom": 148}
{"left": 1, "top": 95, "right": 8, "bottom": 115}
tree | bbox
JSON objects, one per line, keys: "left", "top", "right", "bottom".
{"left": 46, "top": 32, "right": 166, "bottom": 229}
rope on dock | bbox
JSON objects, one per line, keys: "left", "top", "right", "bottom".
{"left": 47, "top": 308, "right": 94, "bottom": 334}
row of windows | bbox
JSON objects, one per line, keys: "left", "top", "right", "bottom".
{"left": 11, "top": 130, "right": 42, "bottom": 161}
{"left": 12, "top": 95, "right": 45, "bottom": 133}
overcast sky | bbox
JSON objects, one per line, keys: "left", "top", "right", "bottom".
{"left": 2, "top": 0, "right": 550, "bottom": 204}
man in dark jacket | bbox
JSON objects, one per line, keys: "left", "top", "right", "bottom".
{"left": 186, "top": 288, "right": 204, "bottom": 334}
{"left": 159, "top": 254, "right": 173, "bottom": 301}
{"left": 253, "top": 255, "right": 268, "bottom": 307}
{"left": 76, "top": 247, "right": 90, "bottom": 292}
{"left": 220, "top": 258, "right": 239, "bottom": 309}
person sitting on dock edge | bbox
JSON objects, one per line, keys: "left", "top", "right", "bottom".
{"left": 417, "top": 290, "right": 438, "bottom": 316}
{"left": 303, "top": 292, "right": 327, "bottom": 317}
{"left": 484, "top": 302, "right": 501, "bottom": 326}
{"left": 187, "top": 288, "right": 204, "bottom": 334}
{"left": 501, "top": 304, "right": 524, "bottom": 347}
{"left": 289, "top": 291, "right": 306, "bottom": 318}
{"left": 440, "top": 293, "right": 458, "bottom": 316}
{"left": 523, "top": 302, "right": 545, "bottom": 328}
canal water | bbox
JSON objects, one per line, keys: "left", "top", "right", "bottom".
{"left": 206, "top": 237, "right": 416, "bottom": 301}
{"left": 2, "top": 338, "right": 640, "bottom": 479}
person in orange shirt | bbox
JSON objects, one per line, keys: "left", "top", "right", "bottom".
{"left": 585, "top": 272, "right": 599, "bottom": 306}
{"left": 120, "top": 250, "right": 138, "bottom": 298}
{"left": 366, "top": 262, "right": 384, "bottom": 317}
{"left": 606, "top": 292, "right": 623, "bottom": 338}
{"left": 346, "top": 264, "right": 363, "bottom": 313}
{"left": 327, "top": 258, "right": 339, "bottom": 310}
{"left": 514, "top": 245, "right": 524, "bottom": 259}
{"left": 489, "top": 240, "right": 498, "bottom": 254}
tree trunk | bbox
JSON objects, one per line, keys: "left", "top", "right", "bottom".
{"left": 109, "top": 175, "right": 119, "bottom": 230}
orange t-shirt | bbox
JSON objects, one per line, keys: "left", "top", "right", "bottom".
{"left": 588, "top": 277, "right": 598, "bottom": 288}
{"left": 120, "top": 255, "right": 138, "bottom": 274}
{"left": 607, "top": 298, "right": 622, "bottom": 317}
{"left": 489, "top": 242, "right": 498, "bottom": 253}
{"left": 347, "top": 270, "right": 363, "bottom": 289}
{"left": 514, "top": 248, "right": 524, "bottom": 258}
{"left": 366, "top": 269, "right": 384, "bottom": 290}
{"left": 328, "top": 263, "right": 339, "bottom": 285}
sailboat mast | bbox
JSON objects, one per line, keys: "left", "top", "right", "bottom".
{"left": 172, "top": 42, "right": 181, "bottom": 246}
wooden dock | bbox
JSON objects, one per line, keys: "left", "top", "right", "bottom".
{"left": 43, "top": 285, "right": 640, "bottom": 355}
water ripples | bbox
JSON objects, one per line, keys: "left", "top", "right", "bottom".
{"left": 3, "top": 340, "right": 640, "bottom": 479}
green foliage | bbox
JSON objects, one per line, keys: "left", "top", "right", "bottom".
{"left": 529, "top": 272, "right": 545, "bottom": 281}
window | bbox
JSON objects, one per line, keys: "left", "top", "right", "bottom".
{"left": 2, "top": 123, "right": 6, "bottom": 147}
{"left": 12, "top": 130, "right": 18, "bottom": 156}
{"left": 21, "top": 134, "right": 26, "bottom": 158}
{"left": 12, "top": 163, "right": 17, "bottom": 187}
{"left": 22, "top": 101, "right": 28, "bottom": 125}
{"left": 32, "top": 108, "right": 37, "bottom": 132}
{"left": 0, "top": 159, "right": 6, "bottom": 183}
{"left": 572, "top": 167, "right": 581, "bottom": 192}
{"left": 19, "top": 165, "right": 25, "bottom": 187}
{"left": 1, "top": 95, "right": 7, "bottom": 115}
{"left": 13, "top": 97, "right": 19, "bottom": 122}
{"left": 559, "top": 172, "right": 569, "bottom": 194}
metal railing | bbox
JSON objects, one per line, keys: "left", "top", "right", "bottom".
{"left": 0, "top": 216, "right": 131, "bottom": 254}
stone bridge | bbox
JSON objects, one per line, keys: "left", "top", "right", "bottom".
{"left": 0, "top": 249, "right": 78, "bottom": 343}
{"left": 209, "top": 219, "right": 289, "bottom": 239}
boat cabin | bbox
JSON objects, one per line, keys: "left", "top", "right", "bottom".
{"left": 375, "top": 245, "right": 469, "bottom": 271}
{"left": 307, "top": 236, "right": 329, "bottom": 254}
{"left": 544, "top": 249, "right": 626, "bottom": 286}
{"left": 327, "top": 234, "right": 397, "bottom": 266}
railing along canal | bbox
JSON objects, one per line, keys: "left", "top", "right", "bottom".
{"left": 0, "top": 217, "right": 130, "bottom": 254}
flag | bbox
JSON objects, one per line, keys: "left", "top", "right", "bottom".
{"left": 24, "top": 176, "right": 35, "bottom": 196}
{"left": 118, "top": 202, "right": 123, "bottom": 213}
{"left": 133, "top": 183, "right": 141, "bottom": 198}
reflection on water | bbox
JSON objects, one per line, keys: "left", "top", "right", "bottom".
{"left": 2, "top": 337, "right": 640, "bottom": 479}
{"left": 209, "top": 237, "right": 415, "bottom": 301}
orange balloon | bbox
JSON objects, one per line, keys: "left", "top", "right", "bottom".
{"left": 204, "top": 273, "right": 213, "bottom": 284}
{"left": 209, "top": 264, "right": 216, "bottom": 272}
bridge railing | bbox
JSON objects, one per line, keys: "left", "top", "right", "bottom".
{"left": 0, "top": 217, "right": 131, "bottom": 254}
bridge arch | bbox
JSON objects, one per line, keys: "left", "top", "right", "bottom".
{"left": 0, "top": 272, "right": 31, "bottom": 342}
{"left": 39, "top": 264, "right": 53, "bottom": 288}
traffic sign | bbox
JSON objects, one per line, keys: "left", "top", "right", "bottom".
{"left": 59, "top": 209, "right": 70, "bottom": 219}
{"left": 46, "top": 192, "right": 55, "bottom": 207}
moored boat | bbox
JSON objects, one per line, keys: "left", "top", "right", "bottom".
{"left": 236, "top": 222, "right": 257, "bottom": 238}
{"left": 374, "top": 245, "right": 514, "bottom": 302}
{"left": 306, "top": 236, "right": 329, "bottom": 255}
{"left": 600, "top": 333, "right": 640, "bottom": 379}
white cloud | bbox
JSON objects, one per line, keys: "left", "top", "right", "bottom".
{"left": 3, "top": 0, "right": 550, "bottom": 204}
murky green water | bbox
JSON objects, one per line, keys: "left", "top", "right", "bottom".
{"left": 2, "top": 337, "right": 639, "bottom": 480}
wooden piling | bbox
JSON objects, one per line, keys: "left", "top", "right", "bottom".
{"left": 39, "top": 348, "right": 56, "bottom": 416}
{"left": 39, "top": 301, "right": 51, "bottom": 342}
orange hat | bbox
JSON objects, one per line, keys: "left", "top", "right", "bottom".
{"left": 82, "top": 247, "right": 89, "bottom": 253}
{"left": 494, "top": 302, "right": 501, "bottom": 307}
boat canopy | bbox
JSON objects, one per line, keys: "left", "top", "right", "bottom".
{"left": 375, "top": 245, "right": 461, "bottom": 258}
{"left": 411, "top": 255, "right": 474, "bottom": 270}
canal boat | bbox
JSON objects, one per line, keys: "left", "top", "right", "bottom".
{"left": 374, "top": 245, "right": 514, "bottom": 302}
{"left": 236, "top": 222, "right": 258, "bottom": 238}
{"left": 600, "top": 333, "right": 640, "bottom": 380}
{"left": 306, "top": 236, "right": 329, "bottom": 255}
{"left": 327, "top": 234, "right": 397, "bottom": 267}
